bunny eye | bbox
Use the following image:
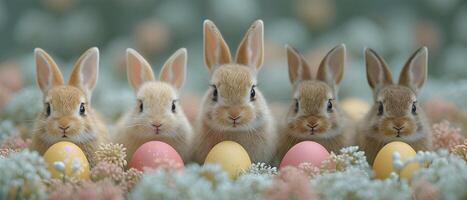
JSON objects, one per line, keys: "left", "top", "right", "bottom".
{"left": 139, "top": 100, "right": 144, "bottom": 113}
{"left": 294, "top": 99, "right": 299, "bottom": 113}
{"left": 378, "top": 102, "right": 384, "bottom": 116}
{"left": 412, "top": 102, "right": 417, "bottom": 115}
{"left": 79, "top": 103, "right": 86, "bottom": 116}
{"left": 250, "top": 85, "right": 256, "bottom": 101}
{"left": 211, "top": 85, "right": 218, "bottom": 102}
{"left": 45, "top": 103, "right": 51, "bottom": 117}
{"left": 327, "top": 99, "right": 333, "bottom": 113}
{"left": 171, "top": 100, "right": 177, "bottom": 113}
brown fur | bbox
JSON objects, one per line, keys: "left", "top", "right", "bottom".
{"left": 275, "top": 45, "right": 353, "bottom": 163}
{"left": 357, "top": 47, "right": 433, "bottom": 164}
{"left": 192, "top": 20, "right": 277, "bottom": 163}
{"left": 30, "top": 48, "right": 109, "bottom": 166}
{"left": 114, "top": 48, "right": 193, "bottom": 163}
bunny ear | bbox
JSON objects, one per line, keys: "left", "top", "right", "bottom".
{"left": 204, "top": 20, "right": 232, "bottom": 73}
{"left": 286, "top": 45, "right": 312, "bottom": 85}
{"left": 34, "top": 48, "right": 64, "bottom": 93}
{"left": 317, "top": 44, "right": 346, "bottom": 87}
{"left": 364, "top": 48, "right": 393, "bottom": 91}
{"left": 69, "top": 47, "right": 100, "bottom": 97}
{"left": 236, "top": 20, "right": 264, "bottom": 71}
{"left": 126, "top": 48, "right": 155, "bottom": 91}
{"left": 399, "top": 47, "right": 428, "bottom": 93}
{"left": 160, "top": 48, "right": 187, "bottom": 90}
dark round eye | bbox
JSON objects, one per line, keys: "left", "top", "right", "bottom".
{"left": 139, "top": 100, "right": 143, "bottom": 113}
{"left": 327, "top": 99, "right": 333, "bottom": 113}
{"left": 378, "top": 102, "right": 384, "bottom": 116}
{"left": 412, "top": 102, "right": 417, "bottom": 115}
{"left": 45, "top": 103, "right": 51, "bottom": 117}
{"left": 212, "top": 85, "right": 218, "bottom": 102}
{"left": 294, "top": 99, "right": 299, "bottom": 113}
{"left": 79, "top": 103, "right": 86, "bottom": 116}
{"left": 250, "top": 86, "right": 256, "bottom": 101}
{"left": 171, "top": 100, "right": 176, "bottom": 113}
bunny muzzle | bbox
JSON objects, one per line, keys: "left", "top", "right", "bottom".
{"left": 380, "top": 116, "right": 417, "bottom": 138}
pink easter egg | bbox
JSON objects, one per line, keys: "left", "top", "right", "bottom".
{"left": 129, "top": 141, "right": 184, "bottom": 171}
{"left": 279, "top": 141, "right": 330, "bottom": 169}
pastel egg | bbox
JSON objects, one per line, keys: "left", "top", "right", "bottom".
{"left": 43, "top": 141, "right": 90, "bottom": 180}
{"left": 204, "top": 141, "right": 251, "bottom": 179}
{"left": 129, "top": 141, "right": 184, "bottom": 171}
{"left": 280, "top": 141, "right": 330, "bottom": 169}
{"left": 373, "top": 141, "right": 419, "bottom": 180}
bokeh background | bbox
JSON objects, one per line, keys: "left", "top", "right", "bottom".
{"left": 1, "top": 0, "right": 467, "bottom": 134}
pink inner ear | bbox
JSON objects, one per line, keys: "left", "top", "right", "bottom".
{"left": 370, "top": 64, "right": 383, "bottom": 86}
{"left": 127, "top": 50, "right": 156, "bottom": 91}
{"left": 287, "top": 49, "right": 301, "bottom": 83}
{"left": 161, "top": 51, "right": 186, "bottom": 89}
{"left": 248, "top": 33, "right": 258, "bottom": 66}
{"left": 37, "top": 59, "right": 51, "bottom": 91}
{"left": 171, "top": 57, "right": 184, "bottom": 87}
{"left": 81, "top": 54, "right": 98, "bottom": 89}
{"left": 204, "top": 26, "right": 221, "bottom": 69}
{"left": 248, "top": 27, "right": 263, "bottom": 69}
{"left": 327, "top": 57, "right": 340, "bottom": 78}
{"left": 82, "top": 64, "right": 93, "bottom": 84}
{"left": 409, "top": 56, "right": 427, "bottom": 88}
{"left": 128, "top": 54, "right": 143, "bottom": 90}
{"left": 365, "top": 51, "right": 384, "bottom": 88}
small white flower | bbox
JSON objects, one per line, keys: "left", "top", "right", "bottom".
{"left": 53, "top": 161, "right": 65, "bottom": 172}
{"left": 389, "top": 172, "right": 399, "bottom": 180}
{"left": 393, "top": 160, "right": 404, "bottom": 170}
{"left": 392, "top": 152, "right": 401, "bottom": 160}
{"left": 72, "top": 159, "right": 81, "bottom": 173}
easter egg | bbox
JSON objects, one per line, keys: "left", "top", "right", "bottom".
{"left": 204, "top": 141, "right": 251, "bottom": 179}
{"left": 43, "top": 141, "right": 90, "bottom": 180}
{"left": 373, "top": 141, "right": 419, "bottom": 180}
{"left": 129, "top": 141, "right": 184, "bottom": 171}
{"left": 279, "top": 141, "right": 330, "bottom": 169}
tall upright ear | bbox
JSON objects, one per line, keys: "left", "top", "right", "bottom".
{"left": 160, "top": 48, "right": 187, "bottom": 90}
{"left": 34, "top": 48, "right": 64, "bottom": 93}
{"left": 364, "top": 48, "right": 393, "bottom": 91}
{"left": 317, "top": 44, "right": 346, "bottom": 87}
{"left": 126, "top": 48, "right": 155, "bottom": 91}
{"left": 236, "top": 20, "right": 264, "bottom": 71}
{"left": 399, "top": 47, "right": 428, "bottom": 93}
{"left": 204, "top": 20, "right": 232, "bottom": 73}
{"left": 69, "top": 47, "right": 100, "bottom": 97}
{"left": 286, "top": 45, "right": 312, "bottom": 85}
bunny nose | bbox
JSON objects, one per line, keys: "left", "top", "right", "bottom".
{"left": 152, "top": 123, "right": 162, "bottom": 128}
{"left": 307, "top": 123, "right": 319, "bottom": 129}
{"left": 393, "top": 125, "right": 404, "bottom": 131}
{"left": 228, "top": 109, "right": 242, "bottom": 121}
{"left": 392, "top": 120, "right": 406, "bottom": 131}
{"left": 307, "top": 116, "right": 319, "bottom": 127}
{"left": 59, "top": 126, "right": 70, "bottom": 132}
{"left": 229, "top": 115, "right": 241, "bottom": 121}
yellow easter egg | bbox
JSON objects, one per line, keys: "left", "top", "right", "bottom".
{"left": 373, "top": 141, "right": 419, "bottom": 180}
{"left": 43, "top": 141, "right": 90, "bottom": 180}
{"left": 204, "top": 141, "right": 252, "bottom": 179}
{"left": 341, "top": 98, "right": 370, "bottom": 121}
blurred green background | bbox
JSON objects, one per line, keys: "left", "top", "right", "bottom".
{"left": 1, "top": 0, "right": 467, "bottom": 124}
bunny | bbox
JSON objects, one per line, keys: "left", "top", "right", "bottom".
{"left": 357, "top": 47, "right": 433, "bottom": 164}
{"left": 191, "top": 20, "right": 277, "bottom": 163}
{"left": 114, "top": 48, "right": 193, "bottom": 162}
{"left": 30, "top": 47, "right": 109, "bottom": 166}
{"left": 275, "top": 44, "right": 354, "bottom": 161}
